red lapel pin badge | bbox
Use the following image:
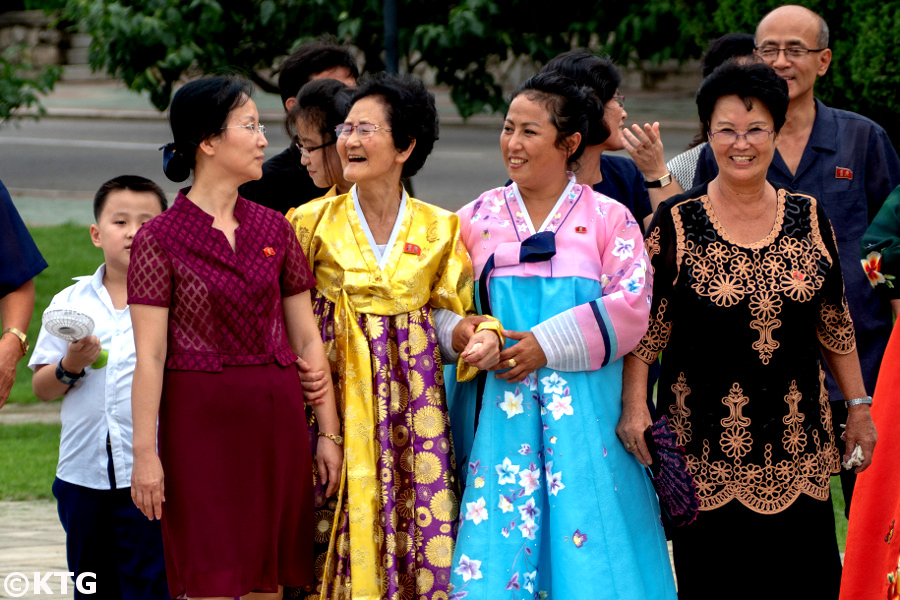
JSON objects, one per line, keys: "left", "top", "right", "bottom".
{"left": 835, "top": 167, "right": 853, "bottom": 180}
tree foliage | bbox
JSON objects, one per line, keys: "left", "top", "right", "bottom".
{"left": 58, "top": 0, "right": 900, "bottom": 140}
{"left": 0, "top": 44, "right": 61, "bottom": 124}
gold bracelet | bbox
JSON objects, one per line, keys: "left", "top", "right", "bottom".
{"left": 457, "top": 316, "right": 505, "bottom": 382}
{"left": 474, "top": 316, "right": 505, "bottom": 347}
{"left": 317, "top": 431, "right": 344, "bottom": 446}
{"left": 1, "top": 327, "right": 28, "bottom": 356}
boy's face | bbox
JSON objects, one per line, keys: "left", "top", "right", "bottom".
{"left": 90, "top": 189, "right": 162, "bottom": 272}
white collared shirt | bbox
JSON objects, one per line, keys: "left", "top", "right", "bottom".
{"left": 29, "top": 264, "right": 136, "bottom": 490}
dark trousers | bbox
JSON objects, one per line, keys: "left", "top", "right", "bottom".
{"left": 671, "top": 493, "right": 841, "bottom": 600}
{"left": 52, "top": 477, "right": 170, "bottom": 600}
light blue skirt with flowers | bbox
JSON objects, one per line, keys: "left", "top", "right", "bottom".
{"left": 447, "top": 277, "right": 676, "bottom": 600}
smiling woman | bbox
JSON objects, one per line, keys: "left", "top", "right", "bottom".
{"left": 286, "top": 71, "right": 501, "bottom": 600}
{"left": 621, "top": 60, "right": 876, "bottom": 598}
{"left": 447, "top": 72, "right": 675, "bottom": 600}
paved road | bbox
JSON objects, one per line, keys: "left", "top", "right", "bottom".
{"left": 0, "top": 501, "right": 68, "bottom": 600}
{"left": 1, "top": 80, "right": 699, "bottom": 224}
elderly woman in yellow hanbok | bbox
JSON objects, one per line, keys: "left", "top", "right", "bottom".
{"left": 288, "top": 72, "right": 500, "bottom": 600}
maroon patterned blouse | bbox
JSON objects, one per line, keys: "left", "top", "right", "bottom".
{"left": 127, "top": 190, "right": 316, "bottom": 372}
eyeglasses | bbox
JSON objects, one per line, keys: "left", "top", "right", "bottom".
{"left": 612, "top": 95, "right": 626, "bottom": 108}
{"left": 222, "top": 122, "right": 266, "bottom": 136}
{"left": 334, "top": 123, "right": 392, "bottom": 138}
{"left": 708, "top": 128, "right": 775, "bottom": 145}
{"left": 294, "top": 139, "right": 336, "bottom": 158}
{"left": 757, "top": 46, "right": 827, "bottom": 60}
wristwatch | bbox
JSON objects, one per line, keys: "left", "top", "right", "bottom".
{"left": 55, "top": 358, "right": 86, "bottom": 386}
{"left": 317, "top": 431, "right": 344, "bottom": 446}
{"left": 844, "top": 396, "right": 873, "bottom": 409}
{"left": 1, "top": 327, "right": 28, "bottom": 356}
{"left": 644, "top": 172, "right": 673, "bottom": 188}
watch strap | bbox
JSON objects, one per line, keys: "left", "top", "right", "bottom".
{"left": 317, "top": 431, "right": 344, "bottom": 446}
{"left": 844, "top": 396, "right": 873, "bottom": 408}
{"left": 644, "top": 172, "right": 673, "bottom": 188}
{"left": 55, "top": 358, "right": 86, "bottom": 386}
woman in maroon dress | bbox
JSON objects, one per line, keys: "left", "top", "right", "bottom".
{"left": 128, "top": 76, "right": 343, "bottom": 600}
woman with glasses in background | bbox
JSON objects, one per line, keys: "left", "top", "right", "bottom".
{"left": 288, "top": 71, "right": 501, "bottom": 600}
{"left": 619, "top": 60, "right": 876, "bottom": 598}
{"left": 285, "top": 78, "right": 354, "bottom": 218}
{"left": 540, "top": 50, "right": 684, "bottom": 233}
{"left": 128, "top": 75, "right": 343, "bottom": 600}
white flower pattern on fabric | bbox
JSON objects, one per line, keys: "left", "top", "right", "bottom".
{"left": 455, "top": 554, "right": 484, "bottom": 582}
{"left": 500, "top": 390, "right": 524, "bottom": 418}
{"left": 518, "top": 497, "right": 541, "bottom": 524}
{"left": 519, "top": 520, "right": 538, "bottom": 540}
{"left": 546, "top": 394, "right": 573, "bottom": 420}
{"left": 496, "top": 457, "right": 520, "bottom": 485}
{"left": 541, "top": 372, "right": 567, "bottom": 395}
{"left": 465, "top": 496, "right": 489, "bottom": 524}
{"left": 518, "top": 466, "right": 541, "bottom": 496}
{"left": 545, "top": 461, "right": 565, "bottom": 496}
{"left": 524, "top": 570, "right": 537, "bottom": 593}
{"left": 612, "top": 236, "right": 635, "bottom": 259}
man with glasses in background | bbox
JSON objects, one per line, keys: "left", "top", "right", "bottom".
{"left": 693, "top": 4, "right": 900, "bottom": 513}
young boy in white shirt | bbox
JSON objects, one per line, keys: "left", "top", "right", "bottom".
{"left": 30, "top": 175, "right": 169, "bottom": 600}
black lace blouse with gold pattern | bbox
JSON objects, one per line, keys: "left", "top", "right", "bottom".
{"left": 634, "top": 184, "right": 851, "bottom": 515}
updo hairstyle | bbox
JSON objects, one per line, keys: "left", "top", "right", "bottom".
{"left": 511, "top": 72, "right": 602, "bottom": 165}
{"left": 541, "top": 50, "right": 619, "bottom": 146}
{"left": 162, "top": 76, "right": 254, "bottom": 182}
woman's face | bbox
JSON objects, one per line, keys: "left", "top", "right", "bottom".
{"left": 598, "top": 92, "right": 627, "bottom": 151}
{"left": 296, "top": 118, "right": 343, "bottom": 189}
{"left": 500, "top": 94, "right": 572, "bottom": 189}
{"left": 337, "top": 95, "right": 407, "bottom": 185}
{"left": 215, "top": 96, "right": 268, "bottom": 183}
{"left": 708, "top": 94, "right": 776, "bottom": 186}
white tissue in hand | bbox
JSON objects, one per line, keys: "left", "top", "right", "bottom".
{"left": 841, "top": 445, "right": 864, "bottom": 470}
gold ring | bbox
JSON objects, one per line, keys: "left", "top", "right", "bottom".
{"left": 508, "top": 358, "right": 517, "bottom": 368}
{"left": 625, "top": 441, "right": 635, "bottom": 450}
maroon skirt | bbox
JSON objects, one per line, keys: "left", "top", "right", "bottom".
{"left": 158, "top": 363, "right": 314, "bottom": 598}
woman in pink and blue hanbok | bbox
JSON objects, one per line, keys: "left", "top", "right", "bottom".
{"left": 448, "top": 73, "right": 676, "bottom": 599}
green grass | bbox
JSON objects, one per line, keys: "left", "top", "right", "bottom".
{"left": 832, "top": 476, "right": 848, "bottom": 550}
{"left": 0, "top": 423, "right": 60, "bottom": 500}
{"left": 9, "top": 223, "right": 103, "bottom": 405}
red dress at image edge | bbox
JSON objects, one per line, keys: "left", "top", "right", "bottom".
{"left": 841, "top": 319, "right": 900, "bottom": 600}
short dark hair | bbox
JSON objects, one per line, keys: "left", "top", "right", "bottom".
{"left": 163, "top": 76, "right": 253, "bottom": 182}
{"left": 286, "top": 78, "right": 352, "bottom": 144}
{"left": 701, "top": 33, "right": 757, "bottom": 78}
{"left": 696, "top": 60, "right": 789, "bottom": 134}
{"left": 540, "top": 50, "right": 619, "bottom": 145}
{"left": 512, "top": 72, "right": 601, "bottom": 165}
{"left": 349, "top": 72, "right": 438, "bottom": 178}
{"left": 93, "top": 175, "right": 167, "bottom": 221}
{"left": 278, "top": 41, "right": 359, "bottom": 106}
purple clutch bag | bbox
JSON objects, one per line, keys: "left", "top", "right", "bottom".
{"left": 644, "top": 414, "right": 700, "bottom": 528}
